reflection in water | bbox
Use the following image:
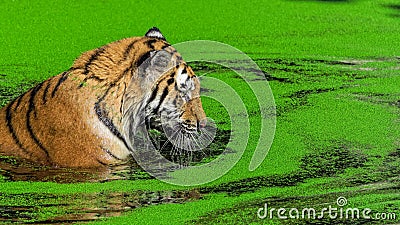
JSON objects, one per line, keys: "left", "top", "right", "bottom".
{"left": 0, "top": 129, "right": 230, "bottom": 183}
{"left": 0, "top": 157, "right": 202, "bottom": 223}
{"left": 0, "top": 156, "right": 151, "bottom": 183}
{"left": 0, "top": 128, "right": 229, "bottom": 223}
{"left": 0, "top": 190, "right": 202, "bottom": 224}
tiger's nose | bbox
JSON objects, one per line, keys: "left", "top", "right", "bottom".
{"left": 198, "top": 118, "right": 207, "bottom": 129}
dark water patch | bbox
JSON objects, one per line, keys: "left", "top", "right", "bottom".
{"left": 316, "top": 0, "right": 352, "bottom": 1}
{"left": 276, "top": 98, "right": 308, "bottom": 116}
{"left": 346, "top": 148, "right": 400, "bottom": 186}
{"left": 0, "top": 80, "right": 38, "bottom": 108}
{"left": 377, "top": 148, "right": 400, "bottom": 181}
{"left": 256, "top": 58, "right": 376, "bottom": 80}
{"left": 200, "top": 87, "right": 212, "bottom": 93}
{"left": 188, "top": 61, "right": 226, "bottom": 73}
{"left": 230, "top": 66, "right": 293, "bottom": 82}
{"left": 0, "top": 64, "right": 47, "bottom": 107}
{"left": 0, "top": 206, "right": 35, "bottom": 223}
{"left": 305, "top": 58, "right": 359, "bottom": 65}
{"left": 189, "top": 61, "right": 292, "bottom": 83}
{"left": 351, "top": 92, "right": 400, "bottom": 108}
{"left": 200, "top": 173, "right": 306, "bottom": 195}
{"left": 0, "top": 189, "right": 202, "bottom": 224}
{"left": 284, "top": 87, "right": 338, "bottom": 99}
{"left": 392, "top": 100, "right": 400, "bottom": 108}
{"left": 387, "top": 148, "right": 400, "bottom": 158}
{"left": 276, "top": 86, "right": 344, "bottom": 116}
{"left": 289, "top": 0, "right": 352, "bottom": 2}
{"left": 200, "top": 140, "right": 368, "bottom": 195}
{"left": 386, "top": 4, "right": 400, "bottom": 10}
{"left": 353, "top": 92, "right": 388, "bottom": 97}
{"left": 299, "top": 140, "right": 367, "bottom": 178}
{"left": 255, "top": 58, "right": 368, "bottom": 82}
{"left": 264, "top": 73, "right": 293, "bottom": 83}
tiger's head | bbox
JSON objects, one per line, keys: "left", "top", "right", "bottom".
{"left": 144, "top": 63, "right": 207, "bottom": 133}
{"left": 122, "top": 28, "right": 208, "bottom": 151}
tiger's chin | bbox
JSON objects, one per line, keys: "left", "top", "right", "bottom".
{"left": 145, "top": 115, "right": 214, "bottom": 154}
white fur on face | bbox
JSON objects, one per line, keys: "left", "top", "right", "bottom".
{"left": 176, "top": 68, "right": 194, "bottom": 93}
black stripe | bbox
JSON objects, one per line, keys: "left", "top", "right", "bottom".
{"left": 153, "top": 87, "right": 169, "bottom": 113}
{"left": 182, "top": 67, "right": 187, "bottom": 75}
{"left": 96, "top": 158, "right": 108, "bottom": 166}
{"left": 86, "top": 75, "right": 106, "bottom": 82}
{"left": 94, "top": 102, "right": 131, "bottom": 151}
{"left": 121, "top": 50, "right": 152, "bottom": 80}
{"left": 83, "top": 48, "right": 105, "bottom": 75}
{"left": 172, "top": 95, "right": 178, "bottom": 105}
{"left": 28, "top": 83, "right": 44, "bottom": 118}
{"left": 96, "top": 83, "right": 114, "bottom": 103}
{"left": 145, "top": 39, "right": 158, "bottom": 49}
{"left": 14, "top": 80, "right": 40, "bottom": 111}
{"left": 14, "top": 95, "right": 24, "bottom": 111}
{"left": 161, "top": 44, "right": 171, "bottom": 50}
{"left": 93, "top": 79, "right": 133, "bottom": 152}
{"left": 147, "top": 85, "right": 159, "bottom": 104}
{"left": 167, "top": 78, "right": 175, "bottom": 85}
{"left": 102, "top": 147, "right": 122, "bottom": 161}
{"left": 174, "top": 82, "right": 179, "bottom": 90}
{"left": 78, "top": 75, "right": 105, "bottom": 88}
{"left": 51, "top": 72, "right": 68, "bottom": 97}
{"left": 86, "top": 75, "right": 105, "bottom": 82}
{"left": 122, "top": 40, "right": 140, "bottom": 61}
{"left": 94, "top": 102, "right": 122, "bottom": 138}
{"left": 136, "top": 51, "right": 151, "bottom": 67}
{"left": 5, "top": 100, "right": 29, "bottom": 154}
{"left": 69, "top": 66, "right": 83, "bottom": 71}
{"left": 26, "top": 83, "right": 51, "bottom": 162}
{"left": 42, "top": 78, "right": 53, "bottom": 104}
{"left": 121, "top": 66, "right": 132, "bottom": 79}
{"left": 103, "top": 54, "right": 117, "bottom": 65}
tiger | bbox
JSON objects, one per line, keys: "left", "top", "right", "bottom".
{"left": 0, "top": 27, "right": 207, "bottom": 171}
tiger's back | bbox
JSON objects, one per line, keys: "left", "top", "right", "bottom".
{"left": 0, "top": 28, "right": 207, "bottom": 171}
{"left": 0, "top": 70, "right": 107, "bottom": 167}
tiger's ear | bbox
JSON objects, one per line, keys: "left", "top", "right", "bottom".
{"left": 145, "top": 27, "right": 166, "bottom": 40}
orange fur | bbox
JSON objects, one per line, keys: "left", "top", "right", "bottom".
{"left": 0, "top": 28, "right": 206, "bottom": 171}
